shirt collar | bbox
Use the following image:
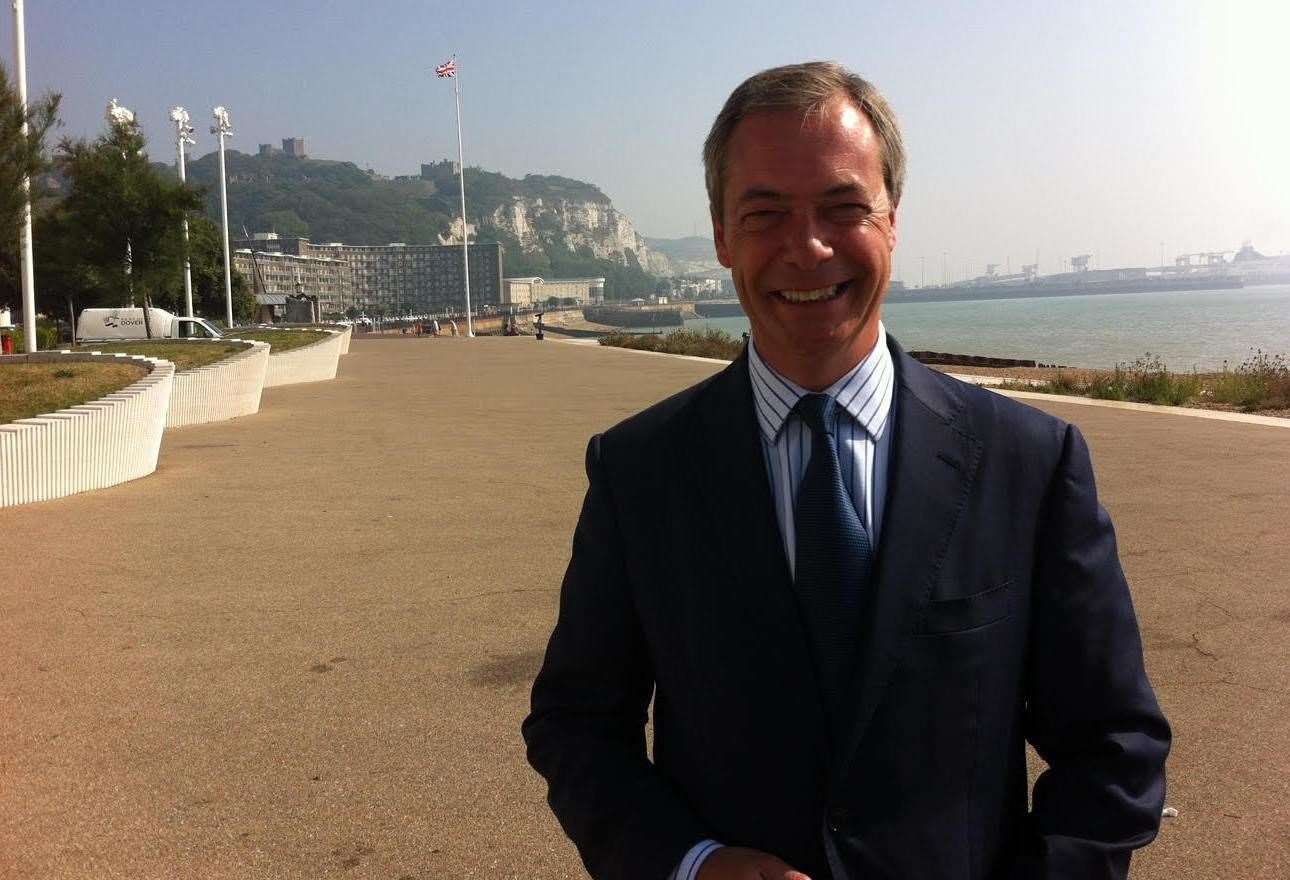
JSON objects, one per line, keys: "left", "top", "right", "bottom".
{"left": 747, "top": 322, "right": 895, "bottom": 444}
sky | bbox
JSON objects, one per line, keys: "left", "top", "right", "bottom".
{"left": 5, "top": 0, "right": 1288, "bottom": 282}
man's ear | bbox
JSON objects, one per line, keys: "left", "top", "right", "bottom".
{"left": 712, "top": 210, "right": 732, "bottom": 269}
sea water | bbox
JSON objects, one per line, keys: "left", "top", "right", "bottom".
{"left": 681, "top": 284, "right": 1290, "bottom": 371}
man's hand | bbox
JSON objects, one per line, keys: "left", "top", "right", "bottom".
{"left": 696, "top": 846, "right": 812, "bottom": 880}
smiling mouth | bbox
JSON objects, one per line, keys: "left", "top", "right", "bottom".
{"left": 773, "top": 280, "right": 852, "bottom": 304}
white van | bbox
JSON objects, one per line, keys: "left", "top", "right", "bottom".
{"left": 77, "top": 308, "right": 224, "bottom": 342}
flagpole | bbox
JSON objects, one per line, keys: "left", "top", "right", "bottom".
{"left": 451, "top": 63, "right": 474, "bottom": 337}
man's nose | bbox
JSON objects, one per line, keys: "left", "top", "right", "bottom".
{"left": 780, "top": 214, "right": 834, "bottom": 270}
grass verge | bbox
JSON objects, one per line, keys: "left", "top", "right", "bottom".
{"left": 72, "top": 341, "right": 248, "bottom": 372}
{"left": 228, "top": 329, "right": 331, "bottom": 353}
{"left": 998, "top": 351, "right": 1290, "bottom": 412}
{"left": 1, "top": 362, "right": 149, "bottom": 424}
{"left": 599, "top": 328, "right": 745, "bottom": 360}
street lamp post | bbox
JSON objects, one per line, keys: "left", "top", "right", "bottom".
{"left": 12, "top": 0, "right": 37, "bottom": 352}
{"left": 211, "top": 106, "right": 234, "bottom": 329}
{"left": 105, "top": 100, "right": 139, "bottom": 312}
{"left": 170, "top": 106, "right": 196, "bottom": 317}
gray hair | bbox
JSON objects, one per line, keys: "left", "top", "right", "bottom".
{"left": 702, "top": 61, "right": 906, "bottom": 220}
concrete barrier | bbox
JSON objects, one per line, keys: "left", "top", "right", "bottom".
{"left": 0, "top": 351, "right": 174, "bottom": 508}
{"left": 252, "top": 322, "right": 351, "bottom": 354}
{"left": 263, "top": 329, "right": 343, "bottom": 387}
{"left": 166, "top": 339, "right": 271, "bottom": 428}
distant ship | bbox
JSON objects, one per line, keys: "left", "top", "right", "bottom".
{"left": 887, "top": 272, "right": 1242, "bottom": 305}
{"left": 1228, "top": 242, "right": 1290, "bottom": 285}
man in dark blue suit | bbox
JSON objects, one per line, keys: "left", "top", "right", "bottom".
{"left": 523, "top": 62, "right": 1170, "bottom": 880}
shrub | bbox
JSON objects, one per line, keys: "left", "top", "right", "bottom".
{"left": 1211, "top": 349, "right": 1290, "bottom": 410}
{"left": 1047, "top": 370, "right": 1080, "bottom": 395}
{"left": 600, "top": 328, "right": 744, "bottom": 361}
{"left": 998, "top": 350, "right": 1289, "bottom": 413}
{"left": 1088, "top": 365, "right": 1129, "bottom": 401}
{"left": 1081, "top": 354, "right": 1200, "bottom": 406}
{"left": 36, "top": 323, "right": 60, "bottom": 350}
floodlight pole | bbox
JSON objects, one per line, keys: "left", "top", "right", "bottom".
{"left": 212, "top": 107, "right": 234, "bottom": 328}
{"left": 171, "top": 107, "right": 196, "bottom": 317}
{"left": 12, "top": 0, "right": 37, "bottom": 352}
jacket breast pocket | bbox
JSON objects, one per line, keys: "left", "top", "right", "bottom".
{"left": 918, "top": 580, "right": 1013, "bottom": 635}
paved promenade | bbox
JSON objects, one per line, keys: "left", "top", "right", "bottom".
{"left": 2, "top": 336, "right": 1287, "bottom": 879}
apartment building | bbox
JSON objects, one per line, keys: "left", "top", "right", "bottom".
{"left": 234, "top": 234, "right": 503, "bottom": 315}
{"left": 231, "top": 247, "right": 354, "bottom": 316}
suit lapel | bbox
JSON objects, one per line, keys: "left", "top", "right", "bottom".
{"left": 833, "top": 339, "right": 983, "bottom": 785}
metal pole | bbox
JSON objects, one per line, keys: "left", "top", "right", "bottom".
{"left": 180, "top": 148, "right": 193, "bottom": 317}
{"left": 172, "top": 107, "right": 195, "bottom": 317}
{"left": 453, "top": 72, "right": 474, "bottom": 337}
{"left": 13, "top": 0, "right": 38, "bottom": 352}
{"left": 212, "top": 108, "right": 234, "bottom": 328}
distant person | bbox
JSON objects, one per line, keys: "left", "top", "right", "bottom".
{"left": 432, "top": 319, "right": 441, "bottom": 336}
{"left": 523, "top": 61, "right": 1169, "bottom": 880}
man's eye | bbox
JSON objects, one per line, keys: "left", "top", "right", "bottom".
{"left": 740, "top": 210, "right": 783, "bottom": 231}
{"left": 828, "top": 204, "right": 872, "bottom": 221}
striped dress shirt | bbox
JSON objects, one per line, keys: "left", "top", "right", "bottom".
{"left": 670, "top": 327, "right": 897, "bottom": 880}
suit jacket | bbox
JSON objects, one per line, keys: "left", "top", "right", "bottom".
{"left": 523, "top": 337, "right": 1170, "bottom": 880}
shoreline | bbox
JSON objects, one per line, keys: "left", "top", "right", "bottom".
{"left": 929, "top": 364, "right": 1290, "bottom": 421}
{"left": 583, "top": 332, "right": 1290, "bottom": 421}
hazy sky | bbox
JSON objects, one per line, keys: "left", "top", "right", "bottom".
{"left": 5, "top": 0, "right": 1287, "bottom": 281}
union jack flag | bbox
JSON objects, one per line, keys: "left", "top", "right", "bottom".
{"left": 435, "top": 58, "right": 457, "bottom": 78}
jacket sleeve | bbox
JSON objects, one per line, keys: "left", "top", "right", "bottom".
{"left": 522, "top": 435, "right": 709, "bottom": 880}
{"left": 1018, "top": 423, "right": 1172, "bottom": 879}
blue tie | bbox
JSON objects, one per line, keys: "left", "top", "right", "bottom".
{"left": 793, "top": 393, "right": 872, "bottom": 738}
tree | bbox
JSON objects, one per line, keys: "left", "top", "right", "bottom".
{"left": 0, "top": 60, "right": 61, "bottom": 299}
{"left": 32, "top": 204, "right": 102, "bottom": 333}
{"left": 183, "top": 214, "right": 255, "bottom": 322}
{"left": 43, "top": 107, "right": 204, "bottom": 331}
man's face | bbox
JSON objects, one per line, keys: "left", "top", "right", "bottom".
{"left": 713, "top": 98, "right": 898, "bottom": 385}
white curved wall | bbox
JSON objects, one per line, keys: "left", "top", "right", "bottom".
{"left": 0, "top": 352, "right": 174, "bottom": 508}
{"left": 167, "top": 339, "right": 270, "bottom": 428}
{"left": 263, "top": 330, "right": 343, "bottom": 387}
